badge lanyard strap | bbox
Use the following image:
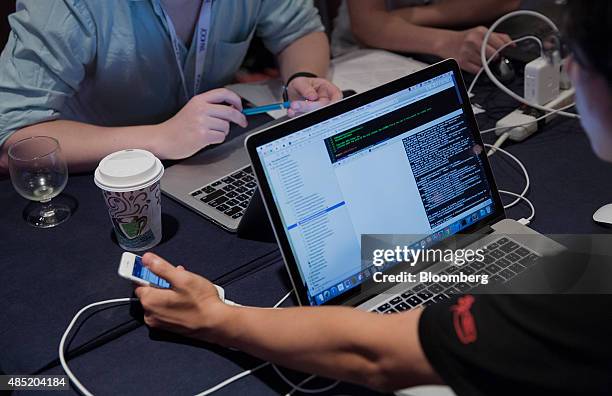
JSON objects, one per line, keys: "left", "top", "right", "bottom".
{"left": 161, "top": 0, "right": 213, "bottom": 100}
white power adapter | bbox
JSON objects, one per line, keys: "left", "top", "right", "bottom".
{"left": 495, "top": 110, "right": 538, "bottom": 140}
{"left": 524, "top": 56, "right": 560, "bottom": 105}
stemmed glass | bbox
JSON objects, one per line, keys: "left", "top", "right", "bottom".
{"left": 8, "top": 136, "right": 71, "bottom": 228}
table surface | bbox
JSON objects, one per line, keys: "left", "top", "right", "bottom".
{"left": 2, "top": 75, "right": 612, "bottom": 396}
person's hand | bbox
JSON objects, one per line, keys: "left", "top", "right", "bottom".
{"left": 134, "top": 253, "right": 231, "bottom": 341}
{"left": 286, "top": 77, "right": 343, "bottom": 118}
{"left": 436, "top": 27, "right": 513, "bottom": 74}
{"left": 154, "top": 88, "right": 248, "bottom": 160}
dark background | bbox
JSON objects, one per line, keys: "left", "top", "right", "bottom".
{"left": 0, "top": 0, "right": 14, "bottom": 48}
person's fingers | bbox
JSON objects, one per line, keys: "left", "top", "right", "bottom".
{"left": 290, "top": 78, "right": 319, "bottom": 101}
{"left": 487, "top": 33, "right": 512, "bottom": 49}
{"left": 205, "top": 117, "right": 230, "bottom": 135}
{"left": 134, "top": 286, "right": 149, "bottom": 300}
{"left": 199, "top": 88, "right": 243, "bottom": 110}
{"left": 204, "top": 130, "right": 227, "bottom": 145}
{"left": 485, "top": 44, "right": 499, "bottom": 61}
{"left": 289, "top": 98, "right": 331, "bottom": 115}
{"left": 499, "top": 33, "right": 513, "bottom": 46}
{"left": 177, "top": 265, "right": 185, "bottom": 271}
{"left": 462, "top": 61, "right": 482, "bottom": 75}
{"left": 142, "top": 253, "right": 186, "bottom": 287}
{"left": 206, "top": 104, "right": 247, "bottom": 128}
{"left": 328, "top": 84, "right": 344, "bottom": 102}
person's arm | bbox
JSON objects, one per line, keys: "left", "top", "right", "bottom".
{"left": 0, "top": 1, "right": 247, "bottom": 175}
{"left": 392, "top": 0, "right": 522, "bottom": 28}
{"left": 220, "top": 303, "right": 440, "bottom": 391}
{"left": 135, "top": 254, "right": 442, "bottom": 392}
{"left": 0, "top": 89, "right": 247, "bottom": 174}
{"left": 255, "top": 0, "right": 342, "bottom": 117}
{"left": 347, "top": 0, "right": 513, "bottom": 74}
{"left": 277, "top": 31, "right": 330, "bottom": 83}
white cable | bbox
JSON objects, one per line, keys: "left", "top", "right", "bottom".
{"left": 59, "top": 290, "right": 337, "bottom": 396}
{"left": 59, "top": 298, "right": 136, "bottom": 396}
{"left": 285, "top": 374, "right": 318, "bottom": 396}
{"left": 483, "top": 144, "right": 529, "bottom": 209}
{"left": 499, "top": 189, "right": 535, "bottom": 222}
{"left": 193, "top": 362, "right": 271, "bottom": 396}
{"left": 479, "top": 103, "right": 577, "bottom": 134}
{"left": 273, "top": 290, "right": 293, "bottom": 308}
{"left": 487, "top": 132, "right": 510, "bottom": 156}
{"left": 272, "top": 364, "right": 340, "bottom": 395}
{"left": 272, "top": 290, "right": 340, "bottom": 395}
{"left": 468, "top": 35, "right": 544, "bottom": 96}
{"left": 481, "top": 10, "right": 580, "bottom": 119}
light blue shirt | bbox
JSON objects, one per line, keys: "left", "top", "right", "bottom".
{"left": 0, "top": 0, "right": 324, "bottom": 147}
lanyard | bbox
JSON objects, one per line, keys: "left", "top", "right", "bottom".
{"left": 160, "top": 0, "right": 213, "bottom": 100}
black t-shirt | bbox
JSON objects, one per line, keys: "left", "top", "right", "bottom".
{"left": 419, "top": 294, "right": 612, "bottom": 395}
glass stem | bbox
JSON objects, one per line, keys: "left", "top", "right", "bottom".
{"left": 40, "top": 200, "right": 55, "bottom": 218}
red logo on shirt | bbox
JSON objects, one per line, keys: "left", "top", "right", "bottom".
{"left": 451, "top": 295, "right": 478, "bottom": 344}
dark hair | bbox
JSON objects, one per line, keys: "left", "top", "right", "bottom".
{"left": 564, "top": 0, "right": 612, "bottom": 85}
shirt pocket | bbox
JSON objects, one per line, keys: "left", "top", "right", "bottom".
{"left": 206, "top": 28, "right": 256, "bottom": 90}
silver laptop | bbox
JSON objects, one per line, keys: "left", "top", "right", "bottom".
{"left": 245, "top": 59, "right": 565, "bottom": 310}
{"left": 161, "top": 117, "right": 283, "bottom": 232}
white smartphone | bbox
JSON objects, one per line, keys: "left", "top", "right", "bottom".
{"left": 118, "top": 252, "right": 171, "bottom": 289}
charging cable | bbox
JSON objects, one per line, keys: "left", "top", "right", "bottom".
{"left": 483, "top": 143, "right": 534, "bottom": 223}
{"left": 486, "top": 132, "right": 511, "bottom": 157}
{"left": 468, "top": 35, "right": 544, "bottom": 96}
{"left": 483, "top": 103, "right": 576, "bottom": 156}
{"left": 500, "top": 190, "right": 535, "bottom": 224}
{"left": 59, "top": 298, "right": 136, "bottom": 396}
{"left": 60, "top": 290, "right": 339, "bottom": 396}
{"left": 479, "top": 103, "right": 576, "bottom": 135}
{"left": 480, "top": 10, "right": 580, "bottom": 119}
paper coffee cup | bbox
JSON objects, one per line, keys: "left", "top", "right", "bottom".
{"left": 94, "top": 149, "right": 164, "bottom": 251}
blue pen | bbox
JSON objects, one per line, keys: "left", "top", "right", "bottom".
{"left": 242, "top": 101, "right": 291, "bottom": 116}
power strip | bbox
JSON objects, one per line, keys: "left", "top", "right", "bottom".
{"left": 494, "top": 88, "right": 575, "bottom": 141}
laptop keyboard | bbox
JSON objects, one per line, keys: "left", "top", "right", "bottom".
{"left": 190, "top": 165, "right": 257, "bottom": 221}
{"left": 374, "top": 237, "right": 540, "bottom": 314}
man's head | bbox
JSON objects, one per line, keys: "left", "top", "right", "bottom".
{"left": 564, "top": 0, "right": 612, "bottom": 161}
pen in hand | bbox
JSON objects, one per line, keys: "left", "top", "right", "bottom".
{"left": 242, "top": 101, "right": 291, "bottom": 116}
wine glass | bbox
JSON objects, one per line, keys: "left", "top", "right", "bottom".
{"left": 8, "top": 136, "right": 71, "bottom": 228}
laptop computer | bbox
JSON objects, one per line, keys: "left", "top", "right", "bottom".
{"left": 161, "top": 114, "right": 282, "bottom": 233}
{"left": 245, "top": 59, "right": 566, "bottom": 309}
{"left": 161, "top": 91, "right": 356, "bottom": 233}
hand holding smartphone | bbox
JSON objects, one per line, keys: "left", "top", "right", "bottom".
{"left": 118, "top": 252, "right": 171, "bottom": 288}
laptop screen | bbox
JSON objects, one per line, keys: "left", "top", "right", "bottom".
{"left": 256, "top": 70, "right": 497, "bottom": 306}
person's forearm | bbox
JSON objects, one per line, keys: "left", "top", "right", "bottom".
{"left": 277, "top": 31, "right": 330, "bottom": 82}
{"left": 209, "top": 306, "right": 441, "bottom": 392}
{"left": 392, "top": 0, "right": 521, "bottom": 28}
{"left": 349, "top": 6, "right": 452, "bottom": 58}
{"left": 0, "top": 121, "right": 163, "bottom": 174}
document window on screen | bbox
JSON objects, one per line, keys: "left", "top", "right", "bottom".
{"left": 257, "top": 71, "right": 495, "bottom": 305}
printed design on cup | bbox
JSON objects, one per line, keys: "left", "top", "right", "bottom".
{"left": 103, "top": 190, "right": 151, "bottom": 240}
{"left": 152, "top": 183, "right": 161, "bottom": 206}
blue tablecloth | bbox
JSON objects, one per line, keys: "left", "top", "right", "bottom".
{"left": 2, "top": 79, "right": 612, "bottom": 395}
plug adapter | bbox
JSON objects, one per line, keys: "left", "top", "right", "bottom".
{"left": 524, "top": 56, "right": 561, "bottom": 106}
{"left": 495, "top": 109, "right": 538, "bottom": 141}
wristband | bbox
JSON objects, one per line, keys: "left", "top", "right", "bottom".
{"left": 283, "top": 72, "right": 318, "bottom": 102}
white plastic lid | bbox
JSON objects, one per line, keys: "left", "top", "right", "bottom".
{"left": 94, "top": 149, "right": 164, "bottom": 192}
